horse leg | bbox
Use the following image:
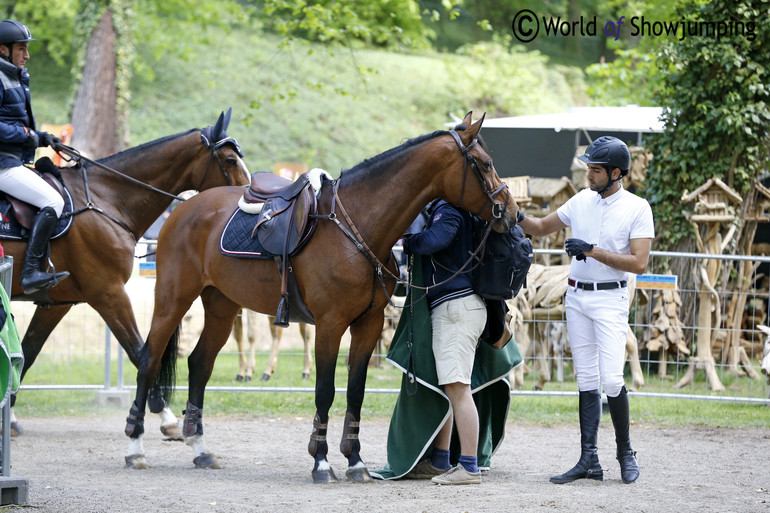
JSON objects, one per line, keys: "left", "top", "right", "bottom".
{"left": 12, "top": 304, "right": 72, "bottom": 435}
{"left": 308, "top": 322, "right": 347, "bottom": 484}
{"left": 124, "top": 285, "right": 200, "bottom": 468}
{"left": 338, "top": 311, "right": 383, "bottom": 483}
{"left": 261, "top": 316, "right": 282, "bottom": 381}
{"left": 184, "top": 288, "right": 241, "bottom": 469}
{"left": 245, "top": 309, "right": 258, "bottom": 380}
{"left": 233, "top": 310, "right": 247, "bottom": 381}
{"left": 300, "top": 323, "right": 312, "bottom": 380}
{"left": 90, "top": 288, "right": 182, "bottom": 440}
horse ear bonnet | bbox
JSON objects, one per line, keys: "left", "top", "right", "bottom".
{"left": 200, "top": 108, "right": 243, "bottom": 157}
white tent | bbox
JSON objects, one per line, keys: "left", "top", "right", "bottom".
{"left": 480, "top": 105, "right": 663, "bottom": 179}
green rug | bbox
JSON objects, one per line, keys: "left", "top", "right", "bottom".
{"left": 371, "top": 255, "right": 522, "bottom": 480}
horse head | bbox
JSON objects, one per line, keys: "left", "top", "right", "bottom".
{"left": 446, "top": 111, "right": 518, "bottom": 232}
{"left": 197, "top": 108, "right": 250, "bottom": 189}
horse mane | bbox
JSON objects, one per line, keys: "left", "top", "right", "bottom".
{"left": 97, "top": 128, "right": 199, "bottom": 165}
{"left": 340, "top": 129, "right": 448, "bottom": 185}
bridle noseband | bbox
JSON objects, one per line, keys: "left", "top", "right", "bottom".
{"left": 197, "top": 133, "right": 243, "bottom": 190}
{"left": 448, "top": 129, "right": 510, "bottom": 220}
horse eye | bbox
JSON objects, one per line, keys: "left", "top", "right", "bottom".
{"left": 226, "top": 158, "right": 237, "bottom": 166}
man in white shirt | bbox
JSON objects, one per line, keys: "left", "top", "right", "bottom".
{"left": 518, "top": 136, "right": 654, "bottom": 485}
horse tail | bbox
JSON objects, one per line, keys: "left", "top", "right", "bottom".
{"left": 146, "top": 325, "right": 180, "bottom": 411}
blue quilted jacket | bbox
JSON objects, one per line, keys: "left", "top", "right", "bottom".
{"left": 0, "top": 58, "right": 37, "bottom": 167}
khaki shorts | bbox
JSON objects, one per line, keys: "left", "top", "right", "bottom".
{"left": 430, "top": 294, "right": 487, "bottom": 385}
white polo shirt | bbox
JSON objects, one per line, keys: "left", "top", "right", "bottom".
{"left": 557, "top": 185, "right": 654, "bottom": 283}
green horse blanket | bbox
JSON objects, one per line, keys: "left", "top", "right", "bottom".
{"left": 372, "top": 255, "right": 522, "bottom": 480}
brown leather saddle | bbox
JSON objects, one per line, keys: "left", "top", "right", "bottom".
{"left": 241, "top": 171, "right": 320, "bottom": 327}
{"left": 6, "top": 157, "right": 66, "bottom": 230}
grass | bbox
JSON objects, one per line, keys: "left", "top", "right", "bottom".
{"left": 13, "top": 350, "right": 770, "bottom": 429}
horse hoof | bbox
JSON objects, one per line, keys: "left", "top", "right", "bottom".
{"left": 261, "top": 373, "right": 271, "bottom": 382}
{"left": 346, "top": 467, "right": 373, "bottom": 483}
{"left": 160, "top": 422, "right": 183, "bottom": 441}
{"left": 245, "top": 375, "right": 252, "bottom": 382}
{"left": 193, "top": 454, "right": 221, "bottom": 469}
{"left": 312, "top": 468, "right": 339, "bottom": 484}
{"left": 10, "top": 421, "right": 22, "bottom": 437}
{"left": 236, "top": 375, "right": 244, "bottom": 382}
{"left": 125, "top": 454, "right": 149, "bottom": 469}
{"left": 302, "top": 372, "right": 310, "bottom": 380}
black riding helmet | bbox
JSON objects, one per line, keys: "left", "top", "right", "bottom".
{"left": 578, "top": 136, "right": 630, "bottom": 194}
{"left": 0, "top": 20, "right": 35, "bottom": 62}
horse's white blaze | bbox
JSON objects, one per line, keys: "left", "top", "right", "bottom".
{"left": 126, "top": 436, "right": 145, "bottom": 458}
{"left": 185, "top": 434, "right": 209, "bottom": 457}
{"left": 158, "top": 407, "right": 178, "bottom": 427}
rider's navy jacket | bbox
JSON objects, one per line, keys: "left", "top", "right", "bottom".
{"left": 0, "top": 57, "right": 36, "bottom": 167}
{"left": 402, "top": 200, "right": 475, "bottom": 309}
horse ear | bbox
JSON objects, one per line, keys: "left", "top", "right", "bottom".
{"left": 464, "top": 112, "right": 485, "bottom": 141}
{"left": 212, "top": 111, "right": 226, "bottom": 140}
{"left": 461, "top": 111, "right": 473, "bottom": 127}
{"left": 221, "top": 107, "right": 233, "bottom": 135}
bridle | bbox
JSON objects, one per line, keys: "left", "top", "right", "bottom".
{"left": 197, "top": 132, "right": 243, "bottom": 190}
{"left": 320, "top": 128, "right": 513, "bottom": 306}
{"left": 448, "top": 129, "right": 511, "bottom": 221}
{"left": 52, "top": 129, "right": 242, "bottom": 243}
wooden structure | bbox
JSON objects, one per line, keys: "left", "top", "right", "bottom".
{"left": 523, "top": 177, "right": 576, "bottom": 265}
{"left": 643, "top": 272, "right": 690, "bottom": 378}
{"left": 678, "top": 177, "right": 743, "bottom": 391}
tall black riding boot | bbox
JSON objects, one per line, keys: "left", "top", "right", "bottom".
{"left": 607, "top": 386, "right": 639, "bottom": 484}
{"left": 20, "top": 207, "right": 70, "bottom": 294}
{"left": 550, "top": 389, "right": 603, "bottom": 484}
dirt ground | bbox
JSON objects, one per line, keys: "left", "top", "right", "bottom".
{"left": 3, "top": 411, "right": 769, "bottom": 513}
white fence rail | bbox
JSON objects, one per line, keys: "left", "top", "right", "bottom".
{"left": 14, "top": 249, "right": 770, "bottom": 404}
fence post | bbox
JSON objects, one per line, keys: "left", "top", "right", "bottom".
{"left": 96, "top": 326, "right": 131, "bottom": 408}
{"left": 0, "top": 255, "right": 29, "bottom": 504}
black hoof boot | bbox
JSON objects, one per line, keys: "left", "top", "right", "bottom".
{"left": 617, "top": 450, "right": 639, "bottom": 484}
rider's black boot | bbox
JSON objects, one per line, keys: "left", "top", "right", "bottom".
{"left": 20, "top": 207, "right": 69, "bottom": 294}
{"left": 607, "top": 386, "right": 639, "bottom": 484}
{"left": 550, "top": 389, "right": 604, "bottom": 484}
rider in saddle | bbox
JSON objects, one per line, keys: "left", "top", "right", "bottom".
{"left": 0, "top": 20, "right": 69, "bottom": 293}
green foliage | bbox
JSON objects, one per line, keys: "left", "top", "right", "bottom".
{"left": 9, "top": 0, "right": 78, "bottom": 66}
{"left": 644, "top": 0, "right": 770, "bottom": 249}
{"left": 261, "top": 0, "right": 432, "bottom": 49}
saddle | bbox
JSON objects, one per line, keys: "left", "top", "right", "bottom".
{"left": 241, "top": 171, "right": 320, "bottom": 327}
{"left": 4, "top": 157, "right": 66, "bottom": 230}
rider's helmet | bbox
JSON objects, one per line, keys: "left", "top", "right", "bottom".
{"left": 577, "top": 136, "right": 631, "bottom": 177}
{"left": 0, "top": 20, "right": 35, "bottom": 60}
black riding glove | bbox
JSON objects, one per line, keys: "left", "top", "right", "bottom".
{"left": 23, "top": 129, "right": 39, "bottom": 149}
{"left": 565, "top": 238, "right": 595, "bottom": 262}
{"left": 38, "top": 131, "right": 62, "bottom": 148}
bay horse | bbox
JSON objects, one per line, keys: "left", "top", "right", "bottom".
{"left": 124, "top": 112, "right": 518, "bottom": 482}
{"left": 7, "top": 110, "right": 250, "bottom": 438}
{"left": 232, "top": 309, "right": 312, "bottom": 382}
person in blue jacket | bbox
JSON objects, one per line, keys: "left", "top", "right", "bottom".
{"left": 0, "top": 20, "right": 68, "bottom": 293}
{"left": 401, "top": 199, "right": 486, "bottom": 485}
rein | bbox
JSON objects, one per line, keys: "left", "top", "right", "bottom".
{"left": 52, "top": 138, "right": 232, "bottom": 243}
{"left": 315, "top": 129, "right": 510, "bottom": 307}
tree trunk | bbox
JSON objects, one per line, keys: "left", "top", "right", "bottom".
{"left": 70, "top": 8, "right": 123, "bottom": 158}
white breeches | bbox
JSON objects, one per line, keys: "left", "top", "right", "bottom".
{"left": 565, "top": 286, "right": 629, "bottom": 397}
{"left": 0, "top": 165, "right": 64, "bottom": 216}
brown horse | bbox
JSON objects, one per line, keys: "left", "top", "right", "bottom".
{"left": 123, "top": 112, "right": 518, "bottom": 482}
{"left": 231, "top": 309, "right": 312, "bottom": 382}
{"left": 7, "top": 110, "right": 250, "bottom": 437}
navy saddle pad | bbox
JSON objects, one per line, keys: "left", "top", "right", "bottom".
{"left": 219, "top": 208, "right": 273, "bottom": 259}
{"left": 0, "top": 188, "right": 74, "bottom": 241}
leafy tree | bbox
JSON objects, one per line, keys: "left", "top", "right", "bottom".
{"left": 644, "top": 0, "right": 770, "bottom": 250}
